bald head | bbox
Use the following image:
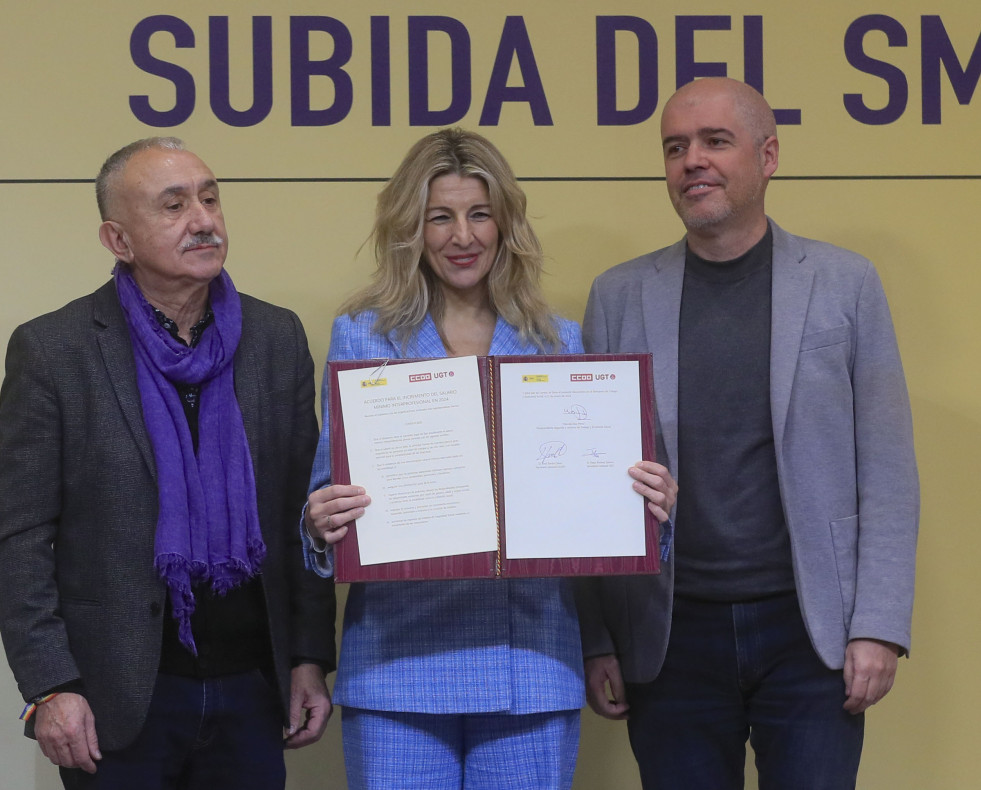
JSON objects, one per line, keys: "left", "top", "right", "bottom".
{"left": 663, "top": 78, "right": 776, "bottom": 146}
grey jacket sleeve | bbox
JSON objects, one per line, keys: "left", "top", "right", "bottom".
{"left": 0, "top": 323, "right": 82, "bottom": 701}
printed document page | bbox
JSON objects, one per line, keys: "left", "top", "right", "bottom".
{"left": 498, "top": 359, "right": 646, "bottom": 559}
{"left": 335, "top": 357, "right": 498, "bottom": 565}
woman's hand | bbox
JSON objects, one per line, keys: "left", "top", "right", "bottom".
{"left": 305, "top": 485, "right": 371, "bottom": 545}
{"left": 629, "top": 461, "right": 678, "bottom": 523}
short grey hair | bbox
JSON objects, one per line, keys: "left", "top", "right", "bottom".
{"left": 95, "top": 137, "right": 185, "bottom": 220}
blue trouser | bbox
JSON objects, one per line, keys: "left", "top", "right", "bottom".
{"left": 626, "top": 592, "right": 864, "bottom": 790}
{"left": 341, "top": 707, "right": 580, "bottom": 790}
{"left": 60, "top": 670, "right": 286, "bottom": 790}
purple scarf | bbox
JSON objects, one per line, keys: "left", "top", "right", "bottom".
{"left": 114, "top": 264, "right": 265, "bottom": 654}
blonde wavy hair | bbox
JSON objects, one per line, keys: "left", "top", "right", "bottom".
{"left": 341, "top": 128, "right": 561, "bottom": 352}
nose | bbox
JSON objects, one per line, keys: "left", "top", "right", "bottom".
{"left": 187, "top": 198, "right": 216, "bottom": 234}
{"left": 450, "top": 217, "right": 474, "bottom": 246}
{"left": 683, "top": 142, "right": 708, "bottom": 171}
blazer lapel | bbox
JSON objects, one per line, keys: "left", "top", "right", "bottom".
{"left": 402, "top": 314, "right": 532, "bottom": 357}
{"left": 642, "top": 241, "right": 685, "bottom": 474}
{"left": 403, "top": 314, "right": 448, "bottom": 358}
{"left": 93, "top": 282, "right": 157, "bottom": 478}
{"left": 769, "top": 221, "right": 814, "bottom": 453}
{"left": 488, "top": 316, "right": 535, "bottom": 355}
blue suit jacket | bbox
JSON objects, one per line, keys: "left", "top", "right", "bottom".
{"left": 304, "top": 311, "right": 586, "bottom": 713}
{"left": 577, "top": 220, "right": 919, "bottom": 683}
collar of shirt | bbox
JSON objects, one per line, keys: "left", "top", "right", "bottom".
{"left": 150, "top": 305, "right": 215, "bottom": 348}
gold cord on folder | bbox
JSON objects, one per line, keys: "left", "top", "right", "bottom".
{"left": 488, "top": 362, "right": 502, "bottom": 578}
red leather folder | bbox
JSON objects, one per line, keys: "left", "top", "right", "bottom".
{"left": 327, "top": 353, "right": 659, "bottom": 582}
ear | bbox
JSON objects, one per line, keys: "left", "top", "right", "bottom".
{"left": 99, "top": 220, "right": 134, "bottom": 263}
{"left": 760, "top": 135, "right": 779, "bottom": 179}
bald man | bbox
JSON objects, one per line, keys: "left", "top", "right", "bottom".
{"left": 576, "top": 79, "right": 919, "bottom": 789}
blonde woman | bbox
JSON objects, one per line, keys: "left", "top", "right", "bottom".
{"left": 302, "top": 129, "right": 675, "bottom": 790}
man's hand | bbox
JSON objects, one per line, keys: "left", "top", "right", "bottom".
{"left": 285, "top": 663, "right": 332, "bottom": 749}
{"left": 629, "top": 461, "right": 678, "bottom": 523}
{"left": 35, "top": 692, "right": 101, "bottom": 773}
{"left": 843, "top": 638, "right": 900, "bottom": 714}
{"left": 585, "top": 654, "right": 630, "bottom": 720}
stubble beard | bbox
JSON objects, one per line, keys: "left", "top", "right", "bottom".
{"left": 673, "top": 171, "right": 766, "bottom": 233}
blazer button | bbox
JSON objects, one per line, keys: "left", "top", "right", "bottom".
{"left": 149, "top": 602, "right": 162, "bottom": 617}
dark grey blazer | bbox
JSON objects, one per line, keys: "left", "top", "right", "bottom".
{"left": 577, "top": 221, "right": 919, "bottom": 683}
{"left": 0, "top": 280, "right": 336, "bottom": 750}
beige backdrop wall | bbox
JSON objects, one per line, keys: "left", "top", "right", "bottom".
{"left": 1, "top": 1, "right": 978, "bottom": 787}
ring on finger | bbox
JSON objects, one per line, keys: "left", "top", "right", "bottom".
{"left": 325, "top": 513, "right": 333, "bottom": 530}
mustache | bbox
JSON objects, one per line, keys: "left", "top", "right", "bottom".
{"left": 180, "top": 233, "right": 224, "bottom": 251}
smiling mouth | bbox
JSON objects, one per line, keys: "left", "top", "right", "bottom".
{"left": 447, "top": 254, "right": 479, "bottom": 266}
{"left": 683, "top": 183, "right": 717, "bottom": 195}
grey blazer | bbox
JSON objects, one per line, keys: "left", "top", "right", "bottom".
{"left": 577, "top": 220, "right": 919, "bottom": 683}
{"left": 0, "top": 280, "right": 336, "bottom": 750}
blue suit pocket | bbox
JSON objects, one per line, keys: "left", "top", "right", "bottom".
{"left": 829, "top": 515, "right": 859, "bottom": 630}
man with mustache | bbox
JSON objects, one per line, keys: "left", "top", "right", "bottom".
{"left": 576, "top": 78, "right": 919, "bottom": 789}
{"left": 0, "top": 138, "right": 336, "bottom": 789}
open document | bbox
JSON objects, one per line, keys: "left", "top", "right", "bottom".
{"left": 328, "top": 353, "right": 659, "bottom": 581}
{"left": 335, "top": 357, "right": 498, "bottom": 566}
{"left": 497, "top": 359, "right": 645, "bottom": 559}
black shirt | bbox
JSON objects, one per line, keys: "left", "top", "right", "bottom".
{"left": 673, "top": 226, "right": 796, "bottom": 601}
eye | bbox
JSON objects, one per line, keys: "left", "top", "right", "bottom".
{"left": 664, "top": 144, "right": 686, "bottom": 157}
{"left": 470, "top": 210, "right": 491, "bottom": 221}
{"left": 165, "top": 202, "right": 183, "bottom": 211}
{"left": 426, "top": 212, "right": 451, "bottom": 224}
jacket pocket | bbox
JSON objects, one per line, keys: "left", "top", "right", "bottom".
{"left": 59, "top": 595, "right": 102, "bottom": 609}
{"left": 829, "top": 515, "right": 859, "bottom": 630}
{"left": 800, "top": 324, "right": 850, "bottom": 352}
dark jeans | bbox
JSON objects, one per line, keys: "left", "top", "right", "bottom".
{"left": 60, "top": 670, "right": 286, "bottom": 790}
{"left": 626, "top": 593, "right": 864, "bottom": 790}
